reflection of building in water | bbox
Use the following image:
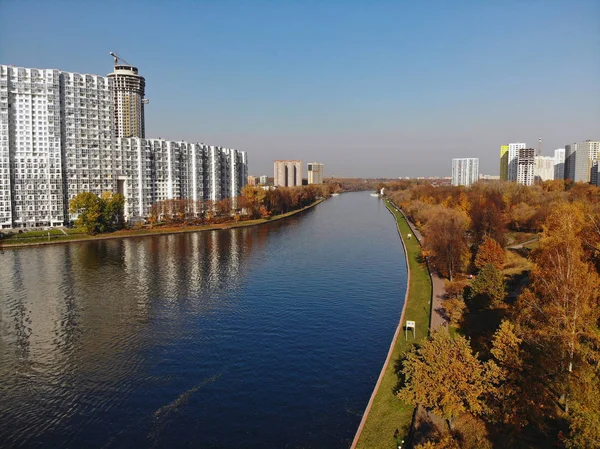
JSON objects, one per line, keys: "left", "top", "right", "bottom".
{"left": 0, "top": 225, "right": 277, "bottom": 389}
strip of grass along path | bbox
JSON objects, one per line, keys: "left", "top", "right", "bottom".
{"left": 355, "top": 199, "right": 432, "bottom": 449}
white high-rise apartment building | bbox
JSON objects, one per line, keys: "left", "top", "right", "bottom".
{"left": 534, "top": 156, "right": 555, "bottom": 182}
{"left": 61, "top": 71, "right": 116, "bottom": 214}
{"left": 0, "top": 66, "right": 65, "bottom": 228}
{"left": 565, "top": 140, "right": 600, "bottom": 184}
{"left": 107, "top": 63, "right": 146, "bottom": 138}
{"left": 115, "top": 138, "right": 247, "bottom": 218}
{"left": 307, "top": 162, "right": 324, "bottom": 184}
{"left": 508, "top": 142, "right": 526, "bottom": 181}
{"left": 274, "top": 160, "right": 302, "bottom": 187}
{"left": 0, "top": 63, "right": 247, "bottom": 228}
{"left": 554, "top": 148, "right": 565, "bottom": 180}
{"left": 517, "top": 148, "right": 535, "bottom": 185}
{"left": 451, "top": 158, "right": 479, "bottom": 187}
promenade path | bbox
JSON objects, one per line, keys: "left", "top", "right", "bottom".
{"left": 395, "top": 207, "right": 447, "bottom": 331}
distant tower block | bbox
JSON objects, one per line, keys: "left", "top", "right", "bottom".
{"left": 307, "top": 162, "right": 324, "bottom": 184}
{"left": 107, "top": 52, "right": 147, "bottom": 138}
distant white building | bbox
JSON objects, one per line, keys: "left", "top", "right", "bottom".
{"left": 534, "top": 156, "right": 555, "bottom": 182}
{"left": 508, "top": 142, "right": 526, "bottom": 181}
{"left": 554, "top": 149, "right": 565, "bottom": 180}
{"left": 274, "top": 160, "right": 302, "bottom": 187}
{"left": 259, "top": 175, "right": 269, "bottom": 185}
{"left": 307, "top": 162, "right": 324, "bottom": 184}
{"left": 451, "top": 158, "right": 479, "bottom": 187}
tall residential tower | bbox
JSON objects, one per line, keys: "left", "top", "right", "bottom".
{"left": 307, "top": 162, "right": 324, "bottom": 184}
{"left": 451, "top": 158, "right": 479, "bottom": 187}
{"left": 274, "top": 160, "right": 302, "bottom": 187}
{"left": 107, "top": 53, "right": 146, "bottom": 138}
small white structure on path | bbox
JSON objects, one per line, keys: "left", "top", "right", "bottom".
{"left": 405, "top": 320, "right": 416, "bottom": 340}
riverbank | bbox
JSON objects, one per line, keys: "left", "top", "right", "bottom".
{"left": 0, "top": 198, "right": 325, "bottom": 249}
{"left": 353, "top": 198, "right": 432, "bottom": 449}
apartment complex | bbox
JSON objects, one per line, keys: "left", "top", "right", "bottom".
{"left": 451, "top": 158, "right": 479, "bottom": 187}
{"left": 259, "top": 175, "right": 268, "bottom": 185}
{"left": 565, "top": 140, "right": 600, "bottom": 184}
{"left": 274, "top": 160, "right": 302, "bottom": 187}
{"left": 307, "top": 162, "right": 323, "bottom": 184}
{"left": 0, "top": 63, "right": 247, "bottom": 229}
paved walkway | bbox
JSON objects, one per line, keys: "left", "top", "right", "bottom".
{"left": 507, "top": 236, "right": 539, "bottom": 250}
{"left": 396, "top": 208, "right": 447, "bottom": 331}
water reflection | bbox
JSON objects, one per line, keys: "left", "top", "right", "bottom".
{"left": 0, "top": 194, "right": 406, "bottom": 448}
{"left": 0, "top": 226, "right": 270, "bottom": 447}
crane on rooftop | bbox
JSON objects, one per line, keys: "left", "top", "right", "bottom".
{"left": 109, "top": 52, "right": 133, "bottom": 67}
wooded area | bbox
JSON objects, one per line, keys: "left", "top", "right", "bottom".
{"left": 386, "top": 180, "right": 600, "bottom": 449}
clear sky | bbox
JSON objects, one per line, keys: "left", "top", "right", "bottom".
{"left": 1, "top": 0, "right": 599, "bottom": 178}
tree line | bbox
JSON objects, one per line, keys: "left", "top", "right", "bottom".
{"left": 69, "top": 184, "right": 334, "bottom": 234}
{"left": 385, "top": 180, "right": 600, "bottom": 448}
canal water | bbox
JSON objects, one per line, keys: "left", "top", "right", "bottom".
{"left": 0, "top": 191, "right": 407, "bottom": 448}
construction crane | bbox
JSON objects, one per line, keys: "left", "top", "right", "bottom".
{"left": 109, "top": 52, "right": 132, "bottom": 67}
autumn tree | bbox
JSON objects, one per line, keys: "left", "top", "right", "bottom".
{"left": 414, "top": 436, "right": 460, "bottom": 449}
{"left": 397, "top": 329, "right": 500, "bottom": 430}
{"left": 442, "top": 280, "right": 467, "bottom": 326}
{"left": 469, "top": 187, "right": 507, "bottom": 247}
{"left": 422, "top": 207, "right": 470, "bottom": 281}
{"left": 69, "top": 192, "right": 125, "bottom": 234}
{"left": 515, "top": 202, "right": 600, "bottom": 413}
{"left": 471, "top": 264, "right": 506, "bottom": 306}
{"left": 564, "top": 369, "right": 600, "bottom": 449}
{"left": 239, "top": 186, "right": 266, "bottom": 219}
{"left": 486, "top": 320, "right": 528, "bottom": 429}
{"left": 474, "top": 237, "right": 506, "bottom": 270}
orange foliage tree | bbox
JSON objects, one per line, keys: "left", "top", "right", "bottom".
{"left": 422, "top": 207, "right": 470, "bottom": 281}
{"left": 474, "top": 237, "right": 506, "bottom": 270}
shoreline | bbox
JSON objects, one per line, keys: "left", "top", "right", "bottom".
{"left": 0, "top": 198, "right": 325, "bottom": 250}
{"left": 352, "top": 197, "right": 433, "bottom": 449}
{"left": 351, "top": 199, "right": 412, "bottom": 449}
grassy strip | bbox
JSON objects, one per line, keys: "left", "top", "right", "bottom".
{"left": 0, "top": 199, "right": 324, "bottom": 248}
{"left": 355, "top": 199, "right": 432, "bottom": 449}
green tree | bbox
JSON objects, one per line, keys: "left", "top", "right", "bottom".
{"left": 69, "top": 192, "right": 124, "bottom": 234}
{"left": 471, "top": 263, "right": 506, "bottom": 306}
{"left": 100, "top": 192, "right": 125, "bottom": 231}
{"left": 70, "top": 192, "right": 103, "bottom": 234}
{"left": 398, "top": 329, "right": 500, "bottom": 430}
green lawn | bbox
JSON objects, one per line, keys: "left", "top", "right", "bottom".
{"left": 355, "top": 199, "right": 432, "bottom": 449}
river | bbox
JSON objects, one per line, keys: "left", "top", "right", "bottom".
{"left": 0, "top": 191, "right": 407, "bottom": 448}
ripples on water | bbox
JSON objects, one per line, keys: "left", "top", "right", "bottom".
{"left": 0, "top": 192, "right": 407, "bottom": 448}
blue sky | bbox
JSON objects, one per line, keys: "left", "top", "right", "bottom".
{"left": 1, "top": 0, "right": 599, "bottom": 177}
